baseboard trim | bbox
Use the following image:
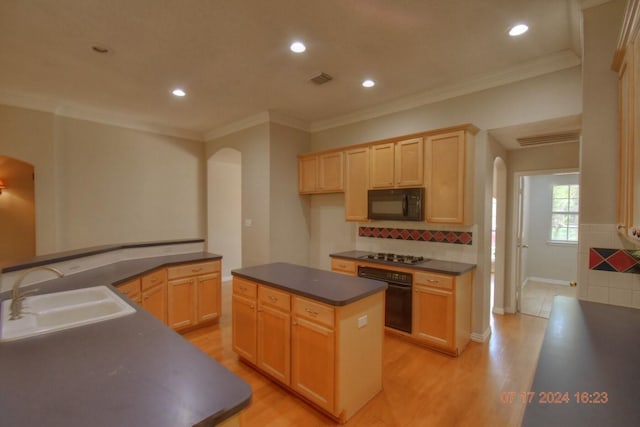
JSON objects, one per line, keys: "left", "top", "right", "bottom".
{"left": 492, "top": 307, "right": 505, "bottom": 315}
{"left": 470, "top": 326, "right": 492, "bottom": 343}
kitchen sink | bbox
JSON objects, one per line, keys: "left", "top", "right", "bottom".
{"left": 0, "top": 286, "right": 136, "bottom": 341}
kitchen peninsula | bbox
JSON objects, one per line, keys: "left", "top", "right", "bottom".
{"left": 0, "top": 240, "right": 251, "bottom": 427}
{"left": 231, "top": 262, "right": 387, "bottom": 423}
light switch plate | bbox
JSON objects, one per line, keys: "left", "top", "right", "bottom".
{"left": 358, "top": 315, "right": 367, "bottom": 328}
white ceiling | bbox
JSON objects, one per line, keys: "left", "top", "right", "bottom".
{"left": 0, "top": 0, "right": 593, "bottom": 141}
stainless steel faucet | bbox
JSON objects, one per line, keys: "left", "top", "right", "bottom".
{"left": 9, "top": 266, "right": 64, "bottom": 320}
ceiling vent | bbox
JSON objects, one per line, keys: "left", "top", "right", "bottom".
{"left": 517, "top": 131, "right": 581, "bottom": 147}
{"left": 310, "top": 72, "right": 333, "bottom": 85}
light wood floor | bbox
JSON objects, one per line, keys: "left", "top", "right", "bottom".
{"left": 184, "top": 282, "right": 548, "bottom": 427}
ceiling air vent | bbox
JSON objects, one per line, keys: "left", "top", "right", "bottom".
{"left": 310, "top": 72, "right": 333, "bottom": 85}
{"left": 517, "top": 131, "right": 581, "bottom": 147}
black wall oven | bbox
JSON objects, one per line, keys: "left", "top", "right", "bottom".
{"left": 358, "top": 266, "right": 412, "bottom": 333}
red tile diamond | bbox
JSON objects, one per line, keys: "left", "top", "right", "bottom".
{"left": 458, "top": 232, "right": 472, "bottom": 245}
{"left": 588, "top": 248, "right": 605, "bottom": 269}
{"left": 606, "top": 250, "right": 638, "bottom": 272}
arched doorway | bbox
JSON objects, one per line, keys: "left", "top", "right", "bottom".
{"left": 0, "top": 155, "right": 36, "bottom": 263}
{"left": 207, "top": 148, "right": 242, "bottom": 280}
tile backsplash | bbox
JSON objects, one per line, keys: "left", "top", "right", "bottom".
{"left": 358, "top": 226, "right": 472, "bottom": 245}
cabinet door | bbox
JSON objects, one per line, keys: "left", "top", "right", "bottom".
{"left": 370, "top": 142, "right": 395, "bottom": 188}
{"left": 299, "top": 156, "right": 318, "bottom": 194}
{"left": 291, "top": 316, "right": 335, "bottom": 412}
{"left": 197, "top": 272, "right": 221, "bottom": 323}
{"left": 425, "top": 131, "right": 466, "bottom": 224}
{"left": 413, "top": 285, "right": 454, "bottom": 351}
{"left": 344, "top": 147, "right": 369, "bottom": 221}
{"left": 168, "top": 277, "right": 197, "bottom": 330}
{"left": 142, "top": 283, "right": 167, "bottom": 324}
{"left": 232, "top": 294, "right": 257, "bottom": 364}
{"left": 257, "top": 304, "right": 291, "bottom": 384}
{"left": 319, "top": 152, "right": 344, "bottom": 191}
{"left": 395, "top": 137, "right": 423, "bottom": 187}
{"left": 116, "top": 278, "right": 141, "bottom": 304}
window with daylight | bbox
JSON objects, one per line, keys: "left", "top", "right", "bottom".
{"left": 551, "top": 184, "right": 579, "bottom": 242}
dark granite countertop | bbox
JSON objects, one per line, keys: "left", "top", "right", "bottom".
{"left": 330, "top": 250, "right": 476, "bottom": 275}
{"left": 0, "top": 238, "right": 205, "bottom": 273}
{"left": 231, "top": 262, "right": 387, "bottom": 306}
{"left": 0, "top": 251, "right": 251, "bottom": 427}
{"left": 521, "top": 296, "right": 640, "bottom": 427}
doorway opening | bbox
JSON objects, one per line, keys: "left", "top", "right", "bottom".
{"left": 513, "top": 170, "right": 579, "bottom": 318}
{"left": 207, "top": 148, "right": 242, "bottom": 281}
{"left": 0, "top": 155, "right": 36, "bottom": 263}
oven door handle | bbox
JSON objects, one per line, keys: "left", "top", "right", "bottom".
{"left": 402, "top": 194, "right": 408, "bottom": 216}
{"left": 386, "top": 282, "right": 412, "bottom": 290}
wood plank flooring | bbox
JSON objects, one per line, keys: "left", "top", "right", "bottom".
{"left": 183, "top": 282, "right": 548, "bottom": 427}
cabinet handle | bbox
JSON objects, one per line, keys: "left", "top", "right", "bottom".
{"left": 192, "top": 267, "right": 203, "bottom": 273}
{"left": 268, "top": 295, "right": 278, "bottom": 302}
{"left": 292, "top": 321, "right": 298, "bottom": 326}
{"left": 257, "top": 308, "right": 263, "bottom": 312}
{"left": 239, "top": 285, "right": 247, "bottom": 291}
{"left": 427, "top": 279, "right": 439, "bottom": 283}
{"left": 305, "top": 308, "right": 319, "bottom": 316}
{"left": 120, "top": 290, "right": 130, "bottom": 295}
{"left": 249, "top": 304, "right": 255, "bottom": 309}
{"left": 151, "top": 278, "right": 158, "bottom": 283}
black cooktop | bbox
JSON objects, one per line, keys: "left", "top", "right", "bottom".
{"left": 360, "top": 253, "right": 428, "bottom": 265}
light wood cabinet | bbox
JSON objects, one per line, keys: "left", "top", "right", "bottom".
{"left": 167, "top": 260, "right": 221, "bottom": 331}
{"left": 116, "top": 277, "right": 142, "bottom": 304}
{"left": 141, "top": 269, "right": 167, "bottom": 323}
{"left": 330, "top": 258, "right": 356, "bottom": 275}
{"left": 412, "top": 270, "right": 472, "bottom": 355}
{"left": 231, "top": 276, "right": 384, "bottom": 423}
{"left": 425, "top": 130, "right": 474, "bottom": 225}
{"left": 344, "top": 146, "right": 369, "bottom": 221}
{"left": 291, "top": 304, "right": 335, "bottom": 412}
{"left": 614, "top": 3, "right": 640, "bottom": 242}
{"left": 257, "top": 286, "right": 291, "bottom": 384}
{"left": 298, "top": 151, "right": 344, "bottom": 194}
{"left": 370, "top": 137, "right": 423, "bottom": 189}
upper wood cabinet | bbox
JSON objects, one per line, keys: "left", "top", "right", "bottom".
{"left": 344, "top": 146, "right": 369, "bottom": 221}
{"left": 613, "top": 1, "right": 640, "bottom": 242}
{"left": 298, "top": 152, "right": 344, "bottom": 194}
{"left": 425, "top": 130, "right": 475, "bottom": 225}
{"left": 370, "top": 137, "right": 423, "bottom": 189}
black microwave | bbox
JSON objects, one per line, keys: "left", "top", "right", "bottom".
{"left": 367, "top": 187, "right": 425, "bottom": 221}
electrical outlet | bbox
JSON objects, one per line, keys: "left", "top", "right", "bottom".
{"left": 358, "top": 315, "right": 367, "bottom": 328}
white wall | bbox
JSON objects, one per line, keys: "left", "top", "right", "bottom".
{"left": 55, "top": 116, "right": 205, "bottom": 249}
{"left": 208, "top": 148, "right": 242, "bottom": 279}
{"left": 525, "top": 173, "right": 579, "bottom": 284}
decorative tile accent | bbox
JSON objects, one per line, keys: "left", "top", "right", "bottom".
{"left": 589, "top": 248, "right": 640, "bottom": 274}
{"left": 358, "top": 226, "right": 473, "bottom": 245}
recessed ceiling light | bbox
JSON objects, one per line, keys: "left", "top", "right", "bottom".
{"left": 290, "top": 41, "right": 306, "bottom": 53}
{"left": 362, "top": 79, "right": 376, "bottom": 88}
{"left": 508, "top": 23, "right": 529, "bottom": 37}
{"left": 172, "top": 88, "right": 186, "bottom": 97}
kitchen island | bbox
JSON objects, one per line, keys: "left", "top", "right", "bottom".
{"left": 231, "top": 262, "right": 387, "bottom": 423}
{"left": 522, "top": 296, "right": 640, "bottom": 427}
{"left": 0, "top": 241, "right": 251, "bottom": 427}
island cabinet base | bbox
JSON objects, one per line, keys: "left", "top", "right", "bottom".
{"left": 231, "top": 277, "right": 384, "bottom": 424}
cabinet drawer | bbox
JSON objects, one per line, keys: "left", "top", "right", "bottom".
{"left": 233, "top": 277, "right": 257, "bottom": 299}
{"left": 330, "top": 258, "right": 356, "bottom": 275}
{"left": 259, "top": 286, "right": 291, "bottom": 312}
{"left": 141, "top": 269, "right": 167, "bottom": 291}
{"left": 168, "top": 261, "right": 220, "bottom": 280}
{"left": 116, "top": 278, "right": 141, "bottom": 299}
{"left": 414, "top": 272, "right": 453, "bottom": 290}
{"left": 293, "top": 296, "right": 334, "bottom": 328}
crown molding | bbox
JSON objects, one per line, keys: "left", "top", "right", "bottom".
{"left": 309, "top": 49, "right": 581, "bottom": 132}
{"left": 204, "top": 110, "right": 309, "bottom": 141}
{"left": 0, "top": 91, "right": 204, "bottom": 141}
{"left": 581, "top": 0, "right": 614, "bottom": 10}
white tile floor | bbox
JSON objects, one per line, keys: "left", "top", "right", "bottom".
{"left": 521, "top": 280, "right": 577, "bottom": 318}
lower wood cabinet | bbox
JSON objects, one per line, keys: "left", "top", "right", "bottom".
{"left": 231, "top": 276, "right": 384, "bottom": 423}
{"left": 167, "top": 260, "right": 221, "bottom": 331}
{"left": 141, "top": 269, "right": 168, "bottom": 324}
{"left": 413, "top": 270, "right": 472, "bottom": 355}
{"left": 115, "top": 259, "right": 222, "bottom": 332}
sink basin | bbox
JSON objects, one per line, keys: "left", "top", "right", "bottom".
{"left": 1, "top": 286, "right": 136, "bottom": 342}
